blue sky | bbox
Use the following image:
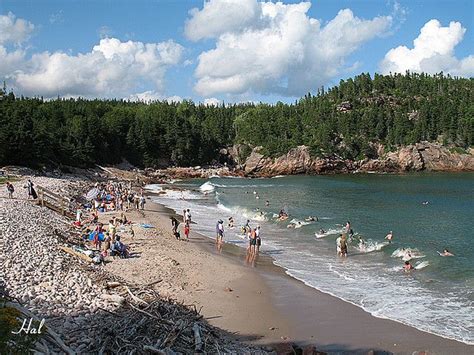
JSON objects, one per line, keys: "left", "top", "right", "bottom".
{"left": 0, "top": 0, "right": 472, "bottom": 103}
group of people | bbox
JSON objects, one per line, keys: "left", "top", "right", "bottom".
{"left": 169, "top": 208, "right": 192, "bottom": 241}
{"left": 81, "top": 215, "right": 132, "bottom": 260}
{"left": 4, "top": 179, "right": 37, "bottom": 200}
{"left": 88, "top": 181, "right": 146, "bottom": 213}
{"left": 75, "top": 180, "right": 145, "bottom": 261}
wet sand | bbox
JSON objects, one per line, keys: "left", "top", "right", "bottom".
{"left": 104, "top": 198, "right": 474, "bottom": 354}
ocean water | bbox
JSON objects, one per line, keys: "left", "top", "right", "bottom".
{"left": 147, "top": 173, "right": 474, "bottom": 345}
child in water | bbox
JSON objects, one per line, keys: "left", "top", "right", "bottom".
{"left": 403, "top": 260, "right": 414, "bottom": 272}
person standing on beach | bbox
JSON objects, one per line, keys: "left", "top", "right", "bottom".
{"left": 26, "top": 179, "right": 38, "bottom": 199}
{"left": 255, "top": 225, "right": 261, "bottom": 253}
{"left": 6, "top": 182, "right": 14, "bottom": 199}
{"left": 249, "top": 228, "right": 257, "bottom": 254}
{"left": 216, "top": 220, "right": 224, "bottom": 243}
{"left": 134, "top": 194, "right": 140, "bottom": 209}
{"left": 139, "top": 194, "right": 146, "bottom": 210}
{"left": 184, "top": 223, "right": 190, "bottom": 240}
{"left": 108, "top": 219, "right": 117, "bottom": 241}
{"left": 185, "top": 209, "right": 192, "bottom": 225}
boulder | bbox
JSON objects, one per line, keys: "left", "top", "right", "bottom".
{"left": 244, "top": 146, "right": 269, "bottom": 174}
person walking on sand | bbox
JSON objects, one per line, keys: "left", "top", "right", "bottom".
{"left": 26, "top": 179, "right": 38, "bottom": 200}
{"left": 6, "top": 182, "right": 14, "bottom": 199}
{"left": 385, "top": 231, "right": 394, "bottom": 243}
{"left": 171, "top": 216, "right": 179, "bottom": 234}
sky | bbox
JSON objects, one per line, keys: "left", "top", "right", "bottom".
{"left": 0, "top": 0, "right": 472, "bottom": 104}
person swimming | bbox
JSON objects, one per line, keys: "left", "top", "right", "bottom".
{"left": 278, "top": 209, "right": 288, "bottom": 220}
{"left": 385, "top": 231, "right": 393, "bottom": 243}
{"left": 439, "top": 249, "right": 454, "bottom": 257}
{"left": 403, "top": 260, "right": 414, "bottom": 272}
{"left": 305, "top": 216, "right": 318, "bottom": 222}
{"left": 319, "top": 228, "right": 326, "bottom": 234}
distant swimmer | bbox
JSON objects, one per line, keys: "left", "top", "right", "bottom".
{"left": 228, "top": 216, "right": 234, "bottom": 228}
{"left": 403, "top": 260, "right": 414, "bottom": 272}
{"left": 305, "top": 216, "right": 318, "bottom": 222}
{"left": 385, "top": 231, "right": 394, "bottom": 243}
{"left": 253, "top": 190, "right": 257, "bottom": 195}
{"left": 265, "top": 200, "right": 270, "bottom": 207}
{"left": 278, "top": 209, "right": 288, "bottom": 221}
{"left": 438, "top": 249, "right": 454, "bottom": 257}
{"left": 422, "top": 201, "right": 429, "bottom": 205}
{"left": 319, "top": 228, "right": 326, "bottom": 234}
{"left": 256, "top": 195, "right": 260, "bottom": 200}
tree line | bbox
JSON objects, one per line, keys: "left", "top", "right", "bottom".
{"left": 0, "top": 72, "right": 472, "bottom": 169}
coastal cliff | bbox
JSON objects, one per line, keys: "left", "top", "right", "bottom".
{"left": 144, "top": 142, "right": 473, "bottom": 180}
{"left": 233, "top": 142, "right": 474, "bottom": 177}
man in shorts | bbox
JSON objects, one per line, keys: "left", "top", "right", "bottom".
{"left": 255, "top": 225, "right": 262, "bottom": 253}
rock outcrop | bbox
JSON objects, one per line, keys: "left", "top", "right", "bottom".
{"left": 242, "top": 142, "right": 474, "bottom": 176}
{"left": 244, "top": 145, "right": 353, "bottom": 176}
{"left": 358, "top": 142, "right": 474, "bottom": 173}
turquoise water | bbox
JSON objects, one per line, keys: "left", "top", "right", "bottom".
{"left": 148, "top": 173, "right": 474, "bottom": 344}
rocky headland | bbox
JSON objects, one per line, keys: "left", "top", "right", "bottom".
{"left": 146, "top": 142, "right": 474, "bottom": 180}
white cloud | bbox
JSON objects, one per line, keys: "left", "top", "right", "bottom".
{"left": 380, "top": 19, "right": 474, "bottom": 77}
{"left": 5, "top": 37, "right": 183, "bottom": 98}
{"left": 203, "top": 97, "right": 220, "bottom": 106}
{"left": 186, "top": 1, "right": 392, "bottom": 97}
{"left": 185, "top": 0, "right": 260, "bottom": 41}
{"left": 0, "top": 12, "right": 34, "bottom": 45}
{"left": 0, "top": 46, "right": 26, "bottom": 78}
{"left": 166, "top": 95, "right": 183, "bottom": 103}
{"left": 127, "top": 91, "right": 183, "bottom": 103}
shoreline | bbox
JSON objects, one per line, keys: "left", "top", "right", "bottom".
{"left": 143, "top": 196, "right": 474, "bottom": 354}
{"left": 2, "top": 171, "right": 472, "bottom": 354}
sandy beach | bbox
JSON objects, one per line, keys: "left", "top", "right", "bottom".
{"left": 2, "top": 172, "right": 473, "bottom": 354}
{"left": 103, "top": 194, "right": 474, "bottom": 354}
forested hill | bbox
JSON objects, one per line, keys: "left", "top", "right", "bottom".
{"left": 0, "top": 72, "right": 472, "bottom": 169}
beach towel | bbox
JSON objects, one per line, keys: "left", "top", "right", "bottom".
{"left": 140, "top": 223, "right": 155, "bottom": 229}
{"left": 88, "top": 231, "right": 105, "bottom": 241}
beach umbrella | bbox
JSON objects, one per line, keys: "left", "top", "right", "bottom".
{"left": 85, "top": 187, "right": 100, "bottom": 201}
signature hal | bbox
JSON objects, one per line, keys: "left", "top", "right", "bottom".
{"left": 11, "top": 318, "right": 45, "bottom": 335}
